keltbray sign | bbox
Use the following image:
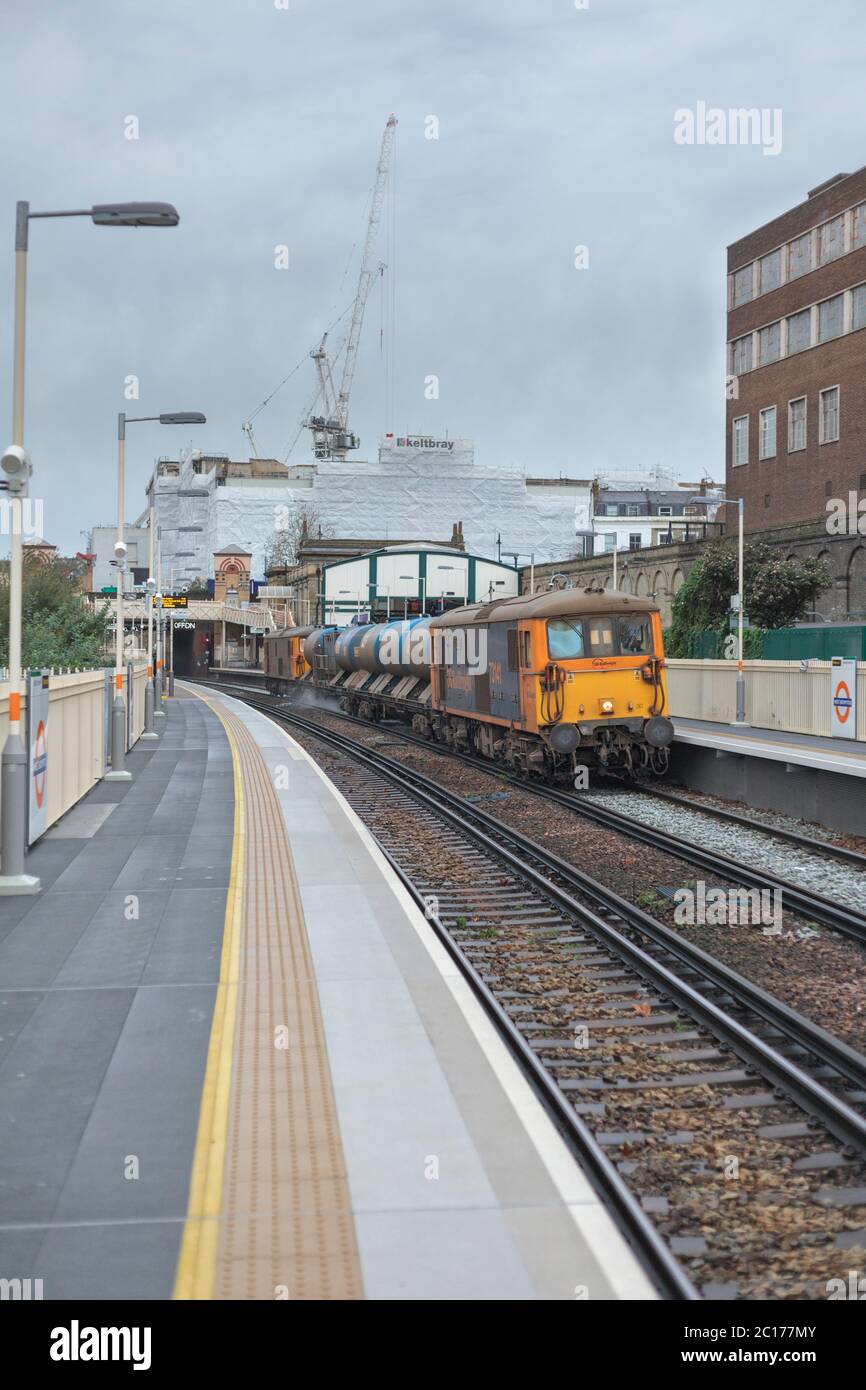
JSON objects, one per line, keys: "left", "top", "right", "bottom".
{"left": 830, "top": 656, "right": 857, "bottom": 738}
{"left": 27, "top": 671, "right": 50, "bottom": 844}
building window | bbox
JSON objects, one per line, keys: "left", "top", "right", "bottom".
{"left": 787, "top": 307, "right": 812, "bottom": 354}
{"left": 759, "top": 248, "right": 781, "bottom": 294}
{"left": 788, "top": 232, "right": 812, "bottom": 280}
{"left": 854, "top": 204, "right": 866, "bottom": 249}
{"left": 629, "top": 534, "right": 642, "bottom": 550}
{"left": 626, "top": 504, "right": 639, "bottom": 516}
{"left": 603, "top": 504, "right": 619, "bottom": 516}
{"left": 732, "top": 264, "right": 753, "bottom": 307}
{"left": 853, "top": 283, "right": 866, "bottom": 331}
{"left": 818, "top": 294, "right": 844, "bottom": 342}
{"left": 733, "top": 415, "right": 749, "bottom": 467}
{"left": 732, "top": 334, "right": 753, "bottom": 374}
{"left": 818, "top": 215, "right": 845, "bottom": 265}
{"left": 759, "top": 406, "right": 777, "bottom": 459}
{"left": 657, "top": 505, "right": 673, "bottom": 516}
{"left": 788, "top": 397, "right": 806, "bottom": 452}
{"left": 758, "top": 321, "right": 781, "bottom": 365}
{"left": 603, "top": 534, "right": 616, "bottom": 552}
{"left": 819, "top": 386, "right": 840, "bottom": 443}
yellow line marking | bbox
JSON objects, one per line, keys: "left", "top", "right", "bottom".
{"left": 173, "top": 692, "right": 245, "bottom": 1300}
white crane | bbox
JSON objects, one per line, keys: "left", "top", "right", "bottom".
{"left": 307, "top": 114, "right": 397, "bottom": 461}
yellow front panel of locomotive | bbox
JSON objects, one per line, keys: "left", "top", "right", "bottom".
{"left": 534, "top": 662, "right": 668, "bottom": 725}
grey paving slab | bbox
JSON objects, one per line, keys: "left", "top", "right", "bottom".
{"left": 355, "top": 1209, "right": 536, "bottom": 1300}
{"left": 0, "top": 893, "right": 104, "bottom": 988}
{"left": 112, "top": 836, "right": 192, "bottom": 889}
{"left": 51, "top": 839, "right": 136, "bottom": 891}
{"left": 0, "top": 990, "right": 47, "bottom": 1066}
{"left": 0, "top": 988, "right": 134, "bottom": 1223}
{"left": 32, "top": 1221, "right": 184, "bottom": 1301}
{"left": 141, "top": 888, "right": 228, "bottom": 985}
{"left": 11, "top": 840, "right": 87, "bottom": 893}
{"left": 52, "top": 983, "right": 218, "bottom": 1223}
{"left": 52, "top": 892, "right": 172, "bottom": 989}
{"left": 45, "top": 803, "right": 117, "bottom": 839}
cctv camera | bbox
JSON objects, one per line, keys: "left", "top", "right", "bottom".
{"left": 1, "top": 444, "right": 31, "bottom": 492}
{"left": 145, "top": 578, "right": 157, "bottom": 593}
{"left": 114, "top": 540, "right": 127, "bottom": 559}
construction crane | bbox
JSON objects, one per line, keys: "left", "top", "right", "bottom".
{"left": 307, "top": 113, "right": 397, "bottom": 461}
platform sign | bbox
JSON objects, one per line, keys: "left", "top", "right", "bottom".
{"left": 27, "top": 671, "right": 50, "bottom": 845}
{"left": 161, "top": 594, "right": 188, "bottom": 609}
{"left": 830, "top": 656, "right": 857, "bottom": 738}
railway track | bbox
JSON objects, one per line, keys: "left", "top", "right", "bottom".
{"left": 203, "top": 677, "right": 866, "bottom": 945}
{"left": 202, "top": 681, "right": 866, "bottom": 1300}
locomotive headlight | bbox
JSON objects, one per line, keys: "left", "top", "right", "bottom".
{"left": 600, "top": 699, "right": 614, "bottom": 714}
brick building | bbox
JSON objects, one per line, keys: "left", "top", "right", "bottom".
{"left": 726, "top": 166, "right": 866, "bottom": 531}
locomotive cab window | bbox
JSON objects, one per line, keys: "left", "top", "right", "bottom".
{"left": 546, "top": 619, "right": 584, "bottom": 659}
{"left": 617, "top": 614, "right": 653, "bottom": 654}
{"left": 587, "top": 617, "right": 616, "bottom": 656}
{"left": 519, "top": 630, "right": 532, "bottom": 667}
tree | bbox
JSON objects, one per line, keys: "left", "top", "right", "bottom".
{"left": 265, "top": 503, "right": 332, "bottom": 572}
{"left": 665, "top": 539, "right": 831, "bottom": 658}
{"left": 0, "top": 556, "right": 111, "bottom": 670}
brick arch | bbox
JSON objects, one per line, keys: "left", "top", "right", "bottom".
{"left": 652, "top": 569, "right": 665, "bottom": 597}
{"left": 847, "top": 546, "right": 866, "bottom": 618}
{"left": 671, "top": 567, "right": 686, "bottom": 594}
{"left": 634, "top": 571, "right": 648, "bottom": 597}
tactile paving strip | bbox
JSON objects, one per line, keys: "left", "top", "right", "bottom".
{"left": 178, "top": 690, "right": 363, "bottom": 1300}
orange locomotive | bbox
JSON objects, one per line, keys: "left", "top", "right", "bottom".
{"left": 263, "top": 589, "right": 674, "bottom": 781}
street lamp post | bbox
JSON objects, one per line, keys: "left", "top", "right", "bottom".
{"left": 107, "top": 411, "right": 205, "bottom": 779}
{"left": 711, "top": 496, "right": 747, "bottom": 725}
{"left": 0, "top": 199, "right": 179, "bottom": 890}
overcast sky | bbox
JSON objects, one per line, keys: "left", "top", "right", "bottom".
{"left": 2, "top": 0, "right": 865, "bottom": 555}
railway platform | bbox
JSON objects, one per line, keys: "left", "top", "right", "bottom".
{"left": 672, "top": 716, "right": 866, "bottom": 835}
{"left": 0, "top": 684, "right": 654, "bottom": 1302}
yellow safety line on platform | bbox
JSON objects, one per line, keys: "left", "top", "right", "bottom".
{"left": 173, "top": 696, "right": 245, "bottom": 1300}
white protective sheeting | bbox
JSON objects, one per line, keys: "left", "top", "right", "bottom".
{"left": 151, "top": 441, "right": 589, "bottom": 582}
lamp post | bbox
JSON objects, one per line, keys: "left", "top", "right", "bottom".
{"left": 711, "top": 496, "right": 747, "bottom": 725}
{"left": 108, "top": 412, "right": 205, "bottom": 778}
{"left": 0, "top": 200, "right": 179, "bottom": 891}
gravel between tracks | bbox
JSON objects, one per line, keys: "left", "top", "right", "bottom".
{"left": 287, "top": 707, "right": 866, "bottom": 1056}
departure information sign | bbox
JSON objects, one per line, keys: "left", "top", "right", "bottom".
{"left": 160, "top": 595, "right": 188, "bottom": 609}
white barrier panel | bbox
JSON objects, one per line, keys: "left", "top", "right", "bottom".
{"left": 666, "top": 660, "right": 866, "bottom": 741}
{"left": 0, "top": 664, "right": 149, "bottom": 843}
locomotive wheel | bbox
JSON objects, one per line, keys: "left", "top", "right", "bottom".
{"left": 650, "top": 747, "right": 670, "bottom": 776}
